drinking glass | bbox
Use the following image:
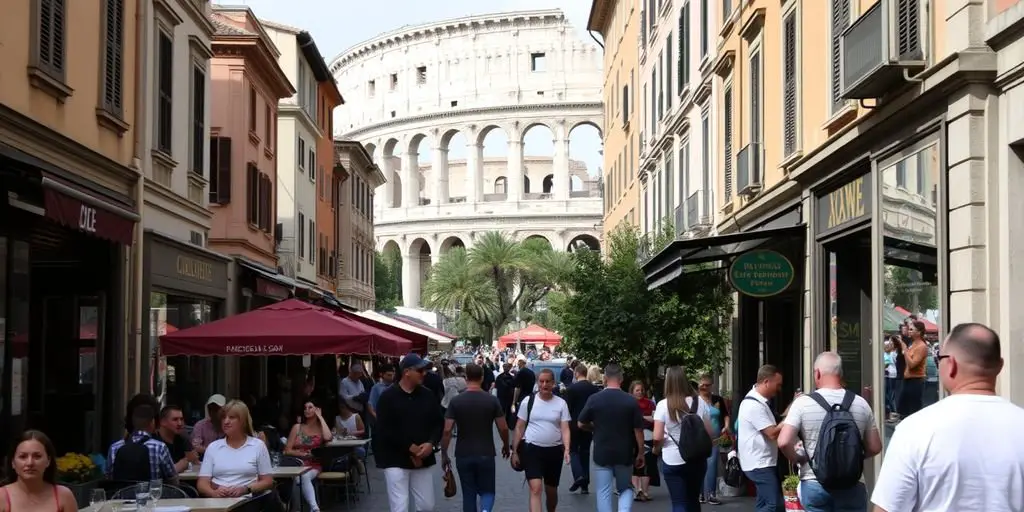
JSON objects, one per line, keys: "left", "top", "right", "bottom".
{"left": 149, "top": 479, "right": 163, "bottom": 504}
{"left": 271, "top": 451, "right": 281, "bottom": 467}
{"left": 134, "top": 481, "right": 151, "bottom": 508}
{"left": 89, "top": 489, "right": 106, "bottom": 509}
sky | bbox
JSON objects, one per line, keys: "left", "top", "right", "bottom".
{"left": 221, "top": 0, "right": 605, "bottom": 177}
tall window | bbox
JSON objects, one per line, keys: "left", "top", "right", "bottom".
{"left": 156, "top": 30, "right": 173, "bottom": 154}
{"left": 298, "top": 212, "right": 305, "bottom": 259}
{"left": 750, "top": 49, "right": 763, "bottom": 145}
{"left": 308, "top": 148, "right": 316, "bottom": 183}
{"left": 34, "top": 0, "right": 67, "bottom": 81}
{"left": 309, "top": 220, "right": 315, "bottom": 264}
{"left": 700, "top": 0, "right": 709, "bottom": 57}
{"left": 246, "top": 163, "right": 259, "bottom": 226}
{"left": 190, "top": 65, "right": 206, "bottom": 176}
{"left": 830, "top": 0, "right": 850, "bottom": 114}
{"left": 783, "top": 9, "right": 799, "bottom": 157}
{"left": 101, "top": 0, "right": 124, "bottom": 115}
{"left": 665, "top": 35, "right": 672, "bottom": 109}
{"left": 678, "top": 3, "right": 690, "bottom": 94}
{"left": 298, "top": 138, "right": 306, "bottom": 172}
{"left": 678, "top": 141, "right": 689, "bottom": 203}
{"left": 701, "top": 110, "right": 710, "bottom": 216}
{"left": 723, "top": 86, "right": 734, "bottom": 201}
{"left": 209, "top": 137, "right": 231, "bottom": 204}
{"left": 248, "top": 85, "right": 257, "bottom": 133}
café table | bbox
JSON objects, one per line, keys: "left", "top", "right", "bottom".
{"left": 80, "top": 497, "right": 245, "bottom": 511}
{"left": 177, "top": 465, "right": 310, "bottom": 481}
{"left": 324, "top": 438, "right": 370, "bottom": 448}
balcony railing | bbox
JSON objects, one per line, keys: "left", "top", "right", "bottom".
{"left": 675, "top": 205, "right": 686, "bottom": 236}
{"left": 737, "top": 142, "right": 763, "bottom": 196}
{"left": 686, "top": 189, "right": 711, "bottom": 229}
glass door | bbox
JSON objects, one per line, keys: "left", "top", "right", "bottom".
{"left": 824, "top": 230, "right": 873, "bottom": 401}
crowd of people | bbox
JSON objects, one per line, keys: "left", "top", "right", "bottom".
{"left": 883, "top": 316, "right": 941, "bottom": 422}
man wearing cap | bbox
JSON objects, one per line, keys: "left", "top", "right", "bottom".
{"left": 375, "top": 353, "right": 445, "bottom": 512}
{"left": 191, "top": 394, "right": 226, "bottom": 455}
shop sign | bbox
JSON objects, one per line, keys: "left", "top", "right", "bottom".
{"left": 149, "top": 237, "right": 228, "bottom": 298}
{"left": 817, "top": 173, "right": 872, "bottom": 234}
{"left": 729, "top": 250, "right": 795, "bottom": 298}
{"left": 256, "top": 278, "right": 290, "bottom": 300}
{"left": 43, "top": 188, "right": 134, "bottom": 244}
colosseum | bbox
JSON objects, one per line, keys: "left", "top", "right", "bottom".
{"left": 330, "top": 9, "right": 605, "bottom": 308}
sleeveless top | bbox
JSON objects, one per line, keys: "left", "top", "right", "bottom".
{"left": 335, "top": 414, "right": 358, "bottom": 435}
{"left": 294, "top": 428, "right": 323, "bottom": 469}
{"left": 3, "top": 485, "right": 62, "bottom": 512}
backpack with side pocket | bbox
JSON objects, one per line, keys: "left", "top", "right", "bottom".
{"left": 665, "top": 395, "right": 713, "bottom": 463}
{"left": 111, "top": 435, "right": 153, "bottom": 482}
{"left": 807, "top": 390, "right": 864, "bottom": 490}
{"left": 511, "top": 394, "right": 536, "bottom": 472}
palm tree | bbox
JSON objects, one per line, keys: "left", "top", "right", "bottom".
{"left": 421, "top": 231, "right": 569, "bottom": 343}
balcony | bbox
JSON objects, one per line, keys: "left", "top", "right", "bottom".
{"left": 736, "top": 142, "right": 763, "bottom": 196}
{"left": 675, "top": 205, "right": 686, "bottom": 235}
{"left": 839, "top": 0, "right": 926, "bottom": 100}
{"left": 685, "top": 189, "right": 711, "bottom": 230}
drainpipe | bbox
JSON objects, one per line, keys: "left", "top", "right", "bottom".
{"left": 131, "top": 0, "right": 149, "bottom": 396}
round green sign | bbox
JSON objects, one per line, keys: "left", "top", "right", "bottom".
{"left": 729, "top": 250, "right": 795, "bottom": 298}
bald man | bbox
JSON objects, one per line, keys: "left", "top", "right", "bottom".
{"left": 871, "top": 323, "right": 1024, "bottom": 512}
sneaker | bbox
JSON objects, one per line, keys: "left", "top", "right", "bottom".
{"left": 569, "top": 479, "right": 581, "bottom": 492}
{"left": 699, "top": 495, "right": 707, "bottom": 504}
{"left": 581, "top": 486, "right": 589, "bottom": 495}
{"left": 708, "top": 495, "right": 722, "bottom": 505}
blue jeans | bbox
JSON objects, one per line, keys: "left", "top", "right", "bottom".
{"left": 799, "top": 480, "right": 868, "bottom": 512}
{"left": 594, "top": 464, "right": 634, "bottom": 512}
{"left": 661, "top": 460, "right": 706, "bottom": 512}
{"left": 569, "top": 430, "right": 591, "bottom": 486}
{"left": 455, "top": 456, "right": 496, "bottom": 512}
{"left": 884, "top": 377, "right": 898, "bottom": 414}
{"left": 744, "top": 467, "right": 784, "bottom": 512}
{"left": 702, "top": 444, "right": 720, "bottom": 496}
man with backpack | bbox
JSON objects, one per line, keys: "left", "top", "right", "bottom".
{"left": 778, "top": 352, "right": 881, "bottom": 512}
{"left": 106, "top": 404, "right": 179, "bottom": 484}
{"left": 737, "top": 364, "right": 785, "bottom": 512}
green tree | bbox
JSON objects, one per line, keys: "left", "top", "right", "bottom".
{"left": 884, "top": 265, "right": 937, "bottom": 312}
{"left": 554, "top": 225, "right": 733, "bottom": 384}
{"left": 421, "top": 231, "right": 570, "bottom": 343}
{"left": 374, "top": 250, "right": 402, "bottom": 312}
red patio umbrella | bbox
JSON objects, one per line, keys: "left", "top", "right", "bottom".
{"left": 159, "top": 299, "right": 412, "bottom": 357}
{"left": 497, "top": 324, "right": 563, "bottom": 348}
{"left": 335, "top": 310, "right": 428, "bottom": 355}
{"left": 894, "top": 306, "right": 938, "bottom": 333}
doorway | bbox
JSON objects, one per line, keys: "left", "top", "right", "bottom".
{"left": 823, "top": 229, "right": 872, "bottom": 399}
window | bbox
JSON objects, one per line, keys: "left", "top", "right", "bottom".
{"left": 367, "top": 79, "right": 375, "bottom": 97}
{"left": 298, "top": 138, "right": 306, "bottom": 172}
{"left": 830, "top": 0, "right": 850, "bottom": 114}
{"left": 33, "top": 0, "right": 67, "bottom": 81}
{"left": 156, "top": 30, "right": 173, "bottom": 154}
{"left": 750, "top": 49, "right": 763, "bottom": 145}
{"left": 308, "top": 148, "right": 316, "bottom": 183}
{"left": 190, "top": 64, "right": 205, "bottom": 177}
{"left": 723, "top": 85, "right": 733, "bottom": 201}
{"left": 723, "top": 0, "right": 732, "bottom": 20}
{"left": 308, "top": 219, "right": 315, "bottom": 265}
{"left": 679, "top": 141, "right": 689, "bottom": 205}
{"left": 264, "top": 104, "right": 271, "bottom": 144}
{"left": 896, "top": 160, "right": 907, "bottom": 188}
{"left": 389, "top": 73, "right": 398, "bottom": 90}
{"left": 101, "top": 0, "right": 124, "bottom": 115}
{"left": 416, "top": 66, "right": 427, "bottom": 84}
{"left": 665, "top": 35, "right": 672, "bottom": 109}
{"left": 641, "top": 2, "right": 648, "bottom": 48}
{"left": 678, "top": 3, "right": 690, "bottom": 94}
{"left": 664, "top": 152, "right": 674, "bottom": 216}
{"left": 246, "top": 163, "right": 259, "bottom": 226}
{"left": 530, "top": 53, "right": 546, "bottom": 72}
{"left": 701, "top": 110, "right": 710, "bottom": 214}
{"left": 208, "top": 137, "right": 232, "bottom": 204}
{"left": 298, "top": 212, "right": 305, "bottom": 259}
{"left": 622, "top": 83, "right": 630, "bottom": 127}
{"left": 248, "top": 84, "right": 257, "bottom": 133}
{"left": 494, "top": 177, "right": 507, "bottom": 194}
{"left": 783, "top": 9, "right": 799, "bottom": 157}
{"left": 700, "top": 0, "right": 709, "bottom": 57}
{"left": 259, "top": 173, "right": 272, "bottom": 231}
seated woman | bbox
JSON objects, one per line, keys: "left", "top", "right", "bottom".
{"left": 0, "top": 430, "right": 77, "bottom": 512}
{"left": 196, "top": 400, "right": 274, "bottom": 499}
{"left": 334, "top": 400, "right": 367, "bottom": 460}
{"left": 284, "top": 399, "right": 332, "bottom": 512}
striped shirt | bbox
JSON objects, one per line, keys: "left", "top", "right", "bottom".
{"left": 782, "top": 388, "right": 876, "bottom": 481}
{"left": 106, "top": 431, "right": 177, "bottom": 482}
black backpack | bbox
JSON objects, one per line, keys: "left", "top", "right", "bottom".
{"left": 807, "top": 391, "right": 864, "bottom": 489}
{"left": 666, "top": 395, "right": 713, "bottom": 463}
{"left": 111, "top": 435, "right": 153, "bottom": 482}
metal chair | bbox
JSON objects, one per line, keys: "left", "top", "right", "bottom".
{"left": 315, "top": 456, "right": 353, "bottom": 509}
{"left": 110, "top": 483, "right": 189, "bottom": 500}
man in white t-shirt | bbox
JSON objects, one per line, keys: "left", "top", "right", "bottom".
{"left": 737, "top": 364, "right": 785, "bottom": 512}
{"left": 779, "top": 351, "right": 882, "bottom": 511}
{"left": 871, "top": 323, "right": 1024, "bottom": 512}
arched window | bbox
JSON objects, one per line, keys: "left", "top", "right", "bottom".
{"left": 494, "top": 176, "right": 507, "bottom": 194}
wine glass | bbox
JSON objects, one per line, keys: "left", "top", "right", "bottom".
{"left": 149, "top": 479, "right": 163, "bottom": 505}
{"left": 134, "top": 481, "right": 150, "bottom": 509}
{"left": 89, "top": 489, "right": 106, "bottom": 509}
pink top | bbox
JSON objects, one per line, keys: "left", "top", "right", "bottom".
{"left": 295, "top": 429, "right": 323, "bottom": 469}
{"left": 3, "top": 485, "right": 62, "bottom": 511}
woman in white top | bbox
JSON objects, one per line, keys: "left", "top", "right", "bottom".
{"left": 197, "top": 400, "right": 274, "bottom": 499}
{"left": 441, "top": 366, "right": 467, "bottom": 411}
{"left": 512, "top": 368, "right": 571, "bottom": 512}
{"left": 652, "top": 366, "right": 712, "bottom": 512}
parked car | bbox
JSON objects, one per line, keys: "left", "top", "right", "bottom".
{"left": 527, "top": 359, "right": 569, "bottom": 394}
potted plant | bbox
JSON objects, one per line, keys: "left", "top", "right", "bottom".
{"left": 56, "top": 453, "right": 100, "bottom": 507}
{"left": 782, "top": 474, "right": 803, "bottom": 511}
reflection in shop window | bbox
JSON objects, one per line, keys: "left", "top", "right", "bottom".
{"left": 150, "top": 292, "right": 218, "bottom": 423}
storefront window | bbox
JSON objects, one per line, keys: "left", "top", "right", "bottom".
{"left": 879, "top": 143, "right": 940, "bottom": 449}
{"left": 150, "top": 291, "right": 219, "bottom": 424}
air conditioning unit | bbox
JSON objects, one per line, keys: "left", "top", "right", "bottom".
{"left": 736, "top": 142, "right": 763, "bottom": 196}
{"left": 839, "top": 0, "right": 926, "bottom": 100}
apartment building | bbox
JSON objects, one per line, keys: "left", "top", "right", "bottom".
{"left": 636, "top": 0, "right": 718, "bottom": 241}
{"left": 644, "top": 0, "right": 1024, "bottom": 483}
{"left": 589, "top": 0, "right": 641, "bottom": 237}
{"left": 0, "top": 0, "right": 141, "bottom": 453}
{"left": 316, "top": 66, "right": 345, "bottom": 294}
{"left": 335, "top": 139, "right": 384, "bottom": 311}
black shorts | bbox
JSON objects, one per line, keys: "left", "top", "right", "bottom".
{"left": 523, "top": 443, "right": 564, "bottom": 487}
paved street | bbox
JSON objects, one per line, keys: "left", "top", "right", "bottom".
{"left": 325, "top": 437, "right": 755, "bottom": 511}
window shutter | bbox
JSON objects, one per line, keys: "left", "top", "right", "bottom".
{"left": 751, "top": 52, "right": 761, "bottom": 144}
{"left": 641, "top": 7, "right": 647, "bottom": 48}
{"left": 783, "top": 12, "right": 798, "bottom": 157}
{"left": 622, "top": 85, "right": 629, "bottom": 125}
{"left": 209, "top": 137, "right": 232, "bottom": 204}
{"left": 298, "top": 213, "right": 305, "bottom": 258}
{"left": 830, "top": 0, "right": 849, "bottom": 111}
{"left": 665, "top": 35, "right": 672, "bottom": 108}
{"left": 102, "top": 0, "right": 124, "bottom": 113}
{"left": 897, "top": 0, "right": 921, "bottom": 60}
{"left": 677, "top": 7, "right": 685, "bottom": 94}
{"left": 723, "top": 88, "right": 733, "bottom": 201}
{"left": 246, "top": 164, "right": 256, "bottom": 225}
{"left": 157, "top": 33, "right": 174, "bottom": 153}
{"left": 38, "top": 0, "right": 67, "bottom": 75}
{"left": 192, "top": 67, "right": 206, "bottom": 175}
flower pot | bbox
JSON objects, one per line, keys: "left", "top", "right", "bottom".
{"left": 783, "top": 489, "right": 804, "bottom": 511}
{"left": 62, "top": 480, "right": 98, "bottom": 508}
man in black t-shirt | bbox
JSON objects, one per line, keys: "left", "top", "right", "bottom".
{"left": 578, "top": 364, "right": 644, "bottom": 508}
{"left": 511, "top": 356, "right": 536, "bottom": 414}
{"left": 157, "top": 405, "right": 198, "bottom": 474}
{"left": 564, "top": 363, "right": 599, "bottom": 493}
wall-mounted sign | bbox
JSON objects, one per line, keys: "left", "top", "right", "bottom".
{"left": 817, "top": 173, "right": 872, "bottom": 234}
{"left": 729, "top": 250, "right": 795, "bottom": 298}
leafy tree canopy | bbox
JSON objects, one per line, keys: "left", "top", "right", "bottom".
{"left": 374, "top": 250, "right": 402, "bottom": 313}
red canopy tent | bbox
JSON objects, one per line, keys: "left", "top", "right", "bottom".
{"left": 159, "top": 299, "right": 412, "bottom": 357}
{"left": 497, "top": 324, "right": 563, "bottom": 348}
{"left": 893, "top": 306, "right": 939, "bottom": 333}
{"left": 334, "top": 310, "right": 428, "bottom": 355}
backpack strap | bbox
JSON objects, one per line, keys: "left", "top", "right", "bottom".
{"left": 524, "top": 394, "right": 536, "bottom": 427}
{"left": 838, "top": 389, "right": 856, "bottom": 411}
{"left": 808, "top": 392, "right": 834, "bottom": 412}
{"left": 688, "top": 395, "right": 700, "bottom": 414}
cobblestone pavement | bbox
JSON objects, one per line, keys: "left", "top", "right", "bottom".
{"left": 324, "top": 440, "right": 754, "bottom": 511}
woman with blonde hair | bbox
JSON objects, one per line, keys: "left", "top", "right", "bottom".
{"left": 197, "top": 400, "right": 275, "bottom": 499}
{"left": 587, "top": 366, "right": 604, "bottom": 389}
{"left": 652, "top": 367, "right": 712, "bottom": 512}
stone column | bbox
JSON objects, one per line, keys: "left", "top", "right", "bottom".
{"left": 401, "top": 251, "right": 421, "bottom": 308}
{"left": 553, "top": 133, "right": 570, "bottom": 200}
{"left": 381, "top": 162, "right": 396, "bottom": 208}
{"left": 466, "top": 142, "right": 484, "bottom": 203}
{"left": 401, "top": 151, "right": 420, "bottom": 207}
{"left": 431, "top": 146, "right": 449, "bottom": 204}
{"left": 507, "top": 138, "right": 524, "bottom": 201}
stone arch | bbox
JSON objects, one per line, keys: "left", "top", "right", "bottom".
{"left": 439, "top": 128, "right": 461, "bottom": 152}
{"left": 438, "top": 235, "right": 466, "bottom": 254}
{"left": 522, "top": 234, "right": 553, "bottom": 249}
{"left": 567, "top": 234, "right": 601, "bottom": 252}
{"left": 364, "top": 142, "right": 378, "bottom": 164}
{"left": 494, "top": 176, "right": 507, "bottom": 194}
{"left": 475, "top": 124, "right": 506, "bottom": 147}
{"left": 569, "top": 119, "right": 603, "bottom": 139}
{"left": 542, "top": 174, "right": 554, "bottom": 193}
{"left": 382, "top": 138, "right": 399, "bottom": 158}
{"left": 406, "top": 236, "right": 433, "bottom": 308}
{"left": 382, "top": 138, "right": 402, "bottom": 207}
{"left": 380, "top": 238, "right": 401, "bottom": 256}
{"left": 407, "top": 133, "right": 428, "bottom": 155}
{"left": 519, "top": 122, "right": 554, "bottom": 143}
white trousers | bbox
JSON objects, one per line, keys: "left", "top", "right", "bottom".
{"left": 292, "top": 468, "right": 320, "bottom": 511}
{"left": 383, "top": 467, "right": 435, "bottom": 512}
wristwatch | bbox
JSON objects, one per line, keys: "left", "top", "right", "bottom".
{"left": 245, "top": 485, "right": 253, "bottom": 495}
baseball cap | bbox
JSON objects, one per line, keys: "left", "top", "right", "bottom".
{"left": 206, "top": 394, "right": 226, "bottom": 407}
{"left": 400, "top": 353, "right": 430, "bottom": 371}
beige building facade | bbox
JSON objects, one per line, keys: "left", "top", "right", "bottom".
{"left": 589, "top": 0, "right": 642, "bottom": 236}
{"left": 335, "top": 139, "right": 385, "bottom": 311}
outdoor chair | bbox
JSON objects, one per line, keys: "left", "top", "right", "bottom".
{"left": 315, "top": 456, "right": 353, "bottom": 509}
{"left": 226, "top": 490, "right": 286, "bottom": 512}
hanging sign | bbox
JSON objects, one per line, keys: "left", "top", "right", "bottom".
{"left": 729, "top": 250, "right": 795, "bottom": 298}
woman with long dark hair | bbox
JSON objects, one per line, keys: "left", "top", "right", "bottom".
{"left": 653, "top": 367, "right": 712, "bottom": 512}
{"left": 284, "top": 398, "right": 333, "bottom": 512}
{"left": 0, "top": 430, "right": 77, "bottom": 511}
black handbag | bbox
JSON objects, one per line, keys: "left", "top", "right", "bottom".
{"left": 511, "top": 394, "right": 536, "bottom": 472}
